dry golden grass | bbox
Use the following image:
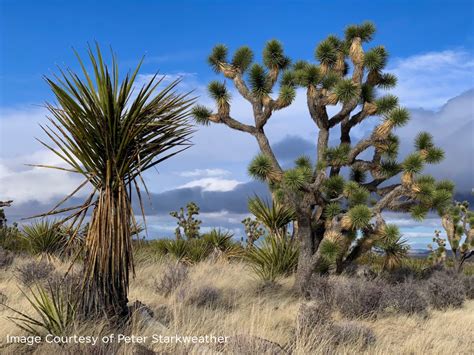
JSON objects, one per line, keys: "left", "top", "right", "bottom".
{"left": 0, "top": 255, "right": 473, "bottom": 354}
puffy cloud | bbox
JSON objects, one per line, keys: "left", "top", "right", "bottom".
{"left": 177, "top": 168, "right": 230, "bottom": 177}
{"left": 178, "top": 177, "right": 241, "bottom": 192}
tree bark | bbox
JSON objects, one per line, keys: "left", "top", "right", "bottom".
{"left": 294, "top": 210, "right": 316, "bottom": 295}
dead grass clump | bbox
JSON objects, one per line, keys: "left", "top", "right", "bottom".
{"left": 329, "top": 321, "right": 376, "bottom": 347}
{"left": 296, "top": 301, "right": 332, "bottom": 338}
{"left": 154, "top": 262, "right": 188, "bottom": 297}
{"left": 462, "top": 275, "right": 474, "bottom": 299}
{"left": 179, "top": 285, "right": 232, "bottom": 310}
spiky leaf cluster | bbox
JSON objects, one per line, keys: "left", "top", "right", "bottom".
{"left": 334, "top": 79, "right": 359, "bottom": 104}
{"left": 375, "top": 95, "right": 398, "bottom": 114}
{"left": 385, "top": 107, "right": 410, "bottom": 127}
{"left": 208, "top": 44, "right": 228, "bottom": 72}
{"left": 191, "top": 105, "right": 212, "bottom": 126}
{"left": 347, "top": 204, "right": 372, "bottom": 230}
{"left": 208, "top": 81, "right": 230, "bottom": 104}
{"left": 248, "top": 64, "right": 271, "bottom": 97}
{"left": 232, "top": 46, "right": 254, "bottom": 72}
{"left": 248, "top": 154, "right": 273, "bottom": 181}
{"left": 364, "top": 46, "right": 388, "bottom": 71}
{"left": 263, "top": 40, "right": 290, "bottom": 70}
{"left": 345, "top": 21, "right": 376, "bottom": 42}
{"left": 325, "top": 144, "right": 351, "bottom": 166}
{"left": 322, "top": 175, "right": 345, "bottom": 198}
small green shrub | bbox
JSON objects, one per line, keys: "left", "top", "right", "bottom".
{"left": 245, "top": 236, "right": 298, "bottom": 281}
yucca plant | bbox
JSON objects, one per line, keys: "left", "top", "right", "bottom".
{"left": 22, "top": 219, "right": 67, "bottom": 256}
{"left": 5, "top": 283, "right": 79, "bottom": 336}
{"left": 33, "top": 45, "right": 194, "bottom": 316}
{"left": 248, "top": 195, "right": 295, "bottom": 238}
{"left": 245, "top": 236, "right": 298, "bottom": 281}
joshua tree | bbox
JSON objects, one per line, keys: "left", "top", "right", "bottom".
{"left": 241, "top": 217, "right": 265, "bottom": 247}
{"left": 35, "top": 45, "right": 194, "bottom": 316}
{"left": 437, "top": 201, "right": 474, "bottom": 270}
{"left": 192, "top": 22, "right": 452, "bottom": 292}
{"left": 428, "top": 229, "right": 447, "bottom": 266}
{"left": 170, "top": 202, "right": 202, "bottom": 239}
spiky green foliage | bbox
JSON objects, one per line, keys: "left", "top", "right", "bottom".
{"left": 375, "top": 224, "right": 409, "bottom": 271}
{"left": 22, "top": 220, "right": 67, "bottom": 256}
{"left": 202, "top": 229, "right": 235, "bottom": 252}
{"left": 248, "top": 195, "right": 295, "bottom": 237}
{"left": 323, "top": 175, "right": 345, "bottom": 198}
{"left": 375, "top": 95, "right": 398, "bottom": 114}
{"left": 283, "top": 169, "right": 308, "bottom": 191}
{"left": 321, "top": 71, "right": 340, "bottom": 89}
{"left": 263, "top": 39, "right": 290, "bottom": 69}
{"left": 350, "top": 167, "right": 367, "bottom": 183}
{"left": 415, "top": 132, "right": 434, "bottom": 151}
{"left": 319, "top": 239, "right": 341, "bottom": 262}
{"left": 345, "top": 21, "right": 376, "bottom": 42}
{"left": 347, "top": 205, "right": 372, "bottom": 230}
{"left": 245, "top": 236, "right": 298, "bottom": 281}
{"left": 380, "top": 159, "right": 402, "bottom": 178}
{"left": 325, "top": 144, "right": 351, "bottom": 165}
{"left": 208, "top": 44, "right": 228, "bottom": 72}
{"left": 165, "top": 239, "right": 190, "bottom": 260}
{"left": 425, "top": 147, "right": 445, "bottom": 164}
{"left": 248, "top": 154, "right": 273, "bottom": 181}
{"left": 191, "top": 105, "right": 212, "bottom": 125}
{"left": 6, "top": 283, "right": 78, "bottom": 336}
{"left": 436, "top": 180, "right": 455, "bottom": 193}
{"left": 295, "top": 64, "right": 321, "bottom": 87}
{"left": 280, "top": 70, "right": 296, "bottom": 87}
{"left": 344, "top": 182, "right": 370, "bottom": 207}
{"left": 324, "top": 202, "right": 342, "bottom": 219}
{"left": 315, "top": 38, "right": 338, "bottom": 65}
{"left": 38, "top": 45, "right": 194, "bottom": 315}
{"left": 208, "top": 81, "right": 230, "bottom": 103}
{"left": 411, "top": 205, "right": 428, "bottom": 221}
{"left": 278, "top": 85, "right": 296, "bottom": 106}
{"left": 232, "top": 46, "right": 254, "bottom": 72}
{"left": 377, "top": 73, "right": 397, "bottom": 89}
{"left": 295, "top": 155, "right": 312, "bottom": 169}
{"left": 386, "top": 107, "right": 410, "bottom": 127}
{"left": 334, "top": 79, "right": 359, "bottom": 104}
{"left": 364, "top": 46, "right": 388, "bottom": 71}
{"left": 360, "top": 83, "right": 375, "bottom": 103}
{"left": 403, "top": 153, "right": 424, "bottom": 174}
{"left": 380, "top": 134, "right": 400, "bottom": 159}
{"left": 248, "top": 64, "right": 271, "bottom": 97}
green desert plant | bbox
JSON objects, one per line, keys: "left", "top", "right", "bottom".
{"left": 33, "top": 44, "right": 194, "bottom": 316}
{"left": 374, "top": 224, "right": 409, "bottom": 271}
{"left": 22, "top": 219, "right": 68, "bottom": 256}
{"left": 248, "top": 195, "right": 295, "bottom": 238}
{"left": 192, "top": 22, "right": 451, "bottom": 293}
{"left": 245, "top": 236, "right": 298, "bottom": 281}
{"left": 5, "top": 283, "right": 79, "bottom": 336}
{"left": 170, "top": 202, "right": 202, "bottom": 240}
{"left": 201, "top": 228, "right": 234, "bottom": 251}
{"left": 241, "top": 217, "right": 265, "bottom": 247}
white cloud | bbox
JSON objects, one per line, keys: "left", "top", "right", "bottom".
{"left": 178, "top": 168, "right": 230, "bottom": 177}
{"left": 0, "top": 150, "right": 89, "bottom": 204}
{"left": 389, "top": 50, "right": 474, "bottom": 109}
{"left": 178, "top": 177, "right": 241, "bottom": 192}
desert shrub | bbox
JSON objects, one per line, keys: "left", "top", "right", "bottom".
{"left": 5, "top": 283, "right": 78, "bottom": 336}
{"left": 462, "top": 275, "right": 474, "bottom": 299}
{"left": 423, "top": 270, "right": 466, "bottom": 309}
{"left": 296, "top": 302, "right": 332, "bottom": 338}
{"left": 181, "top": 285, "right": 229, "bottom": 309}
{"left": 380, "top": 280, "right": 428, "bottom": 315}
{"left": 202, "top": 229, "right": 234, "bottom": 251}
{"left": 154, "top": 263, "right": 188, "bottom": 297}
{"left": 245, "top": 236, "right": 298, "bottom": 281}
{"left": 329, "top": 321, "right": 376, "bottom": 347}
{"left": 307, "top": 275, "right": 335, "bottom": 304}
{"left": 22, "top": 219, "right": 68, "bottom": 256}
{"left": 333, "top": 278, "right": 384, "bottom": 319}
{"left": 17, "top": 260, "right": 55, "bottom": 286}
{"left": 0, "top": 247, "right": 14, "bottom": 269}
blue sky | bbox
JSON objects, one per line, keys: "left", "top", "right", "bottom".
{"left": 1, "top": 0, "right": 473, "bottom": 248}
